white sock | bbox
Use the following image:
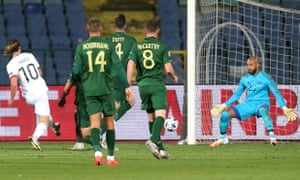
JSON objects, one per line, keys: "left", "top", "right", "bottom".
{"left": 95, "top": 151, "right": 102, "bottom": 157}
{"left": 107, "top": 155, "right": 115, "bottom": 161}
{"left": 33, "top": 122, "right": 48, "bottom": 139}
{"left": 49, "top": 115, "right": 54, "bottom": 128}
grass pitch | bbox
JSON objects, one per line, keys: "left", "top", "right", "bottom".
{"left": 0, "top": 141, "right": 300, "bottom": 180}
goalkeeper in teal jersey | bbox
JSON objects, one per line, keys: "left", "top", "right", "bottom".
{"left": 72, "top": 17, "right": 132, "bottom": 166}
{"left": 210, "top": 56, "right": 297, "bottom": 147}
{"left": 127, "top": 18, "right": 178, "bottom": 159}
{"left": 100, "top": 14, "right": 136, "bottom": 142}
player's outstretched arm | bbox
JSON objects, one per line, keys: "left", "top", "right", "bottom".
{"left": 58, "top": 79, "right": 73, "bottom": 107}
{"left": 282, "top": 106, "right": 298, "bottom": 121}
{"left": 211, "top": 104, "right": 226, "bottom": 116}
{"left": 165, "top": 62, "right": 178, "bottom": 83}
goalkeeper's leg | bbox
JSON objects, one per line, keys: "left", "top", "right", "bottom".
{"left": 259, "top": 107, "right": 277, "bottom": 145}
{"left": 210, "top": 111, "right": 231, "bottom": 147}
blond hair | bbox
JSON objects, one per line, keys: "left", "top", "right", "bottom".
{"left": 3, "top": 39, "right": 20, "bottom": 57}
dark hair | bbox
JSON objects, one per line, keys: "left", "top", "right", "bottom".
{"left": 3, "top": 39, "right": 20, "bottom": 57}
{"left": 145, "top": 18, "right": 160, "bottom": 33}
{"left": 87, "top": 17, "right": 102, "bottom": 32}
{"left": 115, "top": 14, "right": 126, "bottom": 29}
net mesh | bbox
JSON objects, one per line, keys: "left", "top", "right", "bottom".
{"left": 195, "top": 0, "right": 300, "bottom": 142}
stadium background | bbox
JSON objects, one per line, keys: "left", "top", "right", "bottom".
{"left": 0, "top": 0, "right": 299, "bottom": 141}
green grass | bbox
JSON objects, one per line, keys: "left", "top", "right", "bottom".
{"left": 0, "top": 142, "right": 300, "bottom": 180}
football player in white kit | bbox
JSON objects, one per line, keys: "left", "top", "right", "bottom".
{"left": 3, "top": 39, "right": 60, "bottom": 151}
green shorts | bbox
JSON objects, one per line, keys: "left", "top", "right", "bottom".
{"left": 85, "top": 94, "right": 116, "bottom": 116}
{"left": 75, "top": 102, "right": 90, "bottom": 128}
{"left": 138, "top": 84, "right": 167, "bottom": 112}
{"left": 112, "top": 77, "right": 126, "bottom": 103}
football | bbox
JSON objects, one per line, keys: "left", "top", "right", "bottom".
{"left": 164, "top": 117, "right": 178, "bottom": 132}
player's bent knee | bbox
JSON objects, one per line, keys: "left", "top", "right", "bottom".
{"left": 155, "top": 110, "right": 166, "bottom": 119}
{"left": 220, "top": 111, "right": 230, "bottom": 122}
{"left": 258, "top": 107, "right": 269, "bottom": 116}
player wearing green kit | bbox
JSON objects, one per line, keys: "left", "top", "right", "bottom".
{"left": 58, "top": 75, "right": 93, "bottom": 150}
{"left": 72, "top": 17, "right": 131, "bottom": 166}
{"left": 127, "top": 18, "right": 178, "bottom": 159}
{"left": 100, "top": 14, "right": 136, "bottom": 143}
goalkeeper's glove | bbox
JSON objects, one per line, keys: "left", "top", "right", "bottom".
{"left": 282, "top": 106, "right": 298, "bottom": 121}
{"left": 211, "top": 104, "right": 226, "bottom": 116}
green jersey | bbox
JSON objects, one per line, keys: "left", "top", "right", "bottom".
{"left": 73, "top": 36, "right": 117, "bottom": 96}
{"left": 108, "top": 32, "right": 137, "bottom": 72}
{"left": 128, "top": 37, "right": 171, "bottom": 86}
{"left": 107, "top": 32, "right": 136, "bottom": 91}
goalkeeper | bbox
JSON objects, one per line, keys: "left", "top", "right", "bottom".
{"left": 210, "top": 56, "right": 297, "bottom": 147}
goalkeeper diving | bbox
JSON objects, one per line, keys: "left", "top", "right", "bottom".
{"left": 210, "top": 56, "right": 298, "bottom": 147}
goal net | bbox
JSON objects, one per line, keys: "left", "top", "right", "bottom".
{"left": 190, "top": 0, "right": 300, "bottom": 144}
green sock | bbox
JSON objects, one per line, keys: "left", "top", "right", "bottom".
{"left": 149, "top": 121, "right": 154, "bottom": 134}
{"left": 157, "top": 139, "right": 165, "bottom": 151}
{"left": 100, "top": 118, "right": 106, "bottom": 136}
{"left": 106, "top": 130, "right": 115, "bottom": 156}
{"left": 84, "top": 136, "right": 92, "bottom": 145}
{"left": 115, "top": 101, "right": 131, "bottom": 121}
{"left": 91, "top": 128, "right": 101, "bottom": 152}
{"left": 75, "top": 125, "right": 82, "bottom": 143}
{"left": 74, "top": 112, "right": 82, "bottom": 143}
{"left": 150, "top": 116, "right": 164, "bottom": 144}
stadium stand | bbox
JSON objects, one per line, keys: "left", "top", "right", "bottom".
{"left": 30, "top": 35, "right": 51, "bottom": 49}
{"left": 53, "top": 50, "right": 73, "bottom": 84}
{"left": 0, "top": 0, "right": 299, "bottom": 85}
{"left": 0, "top": 14, "right": 5, "bottom": 36}
{"left": 0, "top": 0, "right": 87, "bottom": 85}
{"left": 23, "top": 0, "right": 43, "bottom": 14}
{"left": 157, "top": 0, "right": 181, "bottom": 50}
{"left": 26, "top": 14, "right": 48, "bottom": 38}
{"left": 281, "top": 0, "right": 300, "bottom": 9}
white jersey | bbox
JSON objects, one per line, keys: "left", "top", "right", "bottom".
{"left": 6, "top": 52, "right": 48, "bottom": 97}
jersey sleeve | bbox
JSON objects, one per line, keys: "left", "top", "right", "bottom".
{"left": 110, "top": 44, "right": 129, "bottom": 88}
{"left": 6, "top": 60, "right": 18, "bottom": 78}
{"left": 128, "top": 44, "right": 137, "bottom": 63}
{"left": 162, "top": 44, "right": 172, "bottom": 64}
{"left": 265, "top": 73, "right": 286, "bottom": 107}
{"left": 225, "top": 78, "right": 246, "bottom": 106}
{"left": 30, "top": 53, "right": 40, "bottom": 68}
{"left": 71, "top": 45, "right": 82, "bottom": 82}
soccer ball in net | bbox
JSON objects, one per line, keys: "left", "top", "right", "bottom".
{"left": 164, "top": 117, "right": 178, "bottom": 132}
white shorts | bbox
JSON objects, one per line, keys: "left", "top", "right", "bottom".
{"left": 24, "top": 91, "right": 50, "bottom": 116}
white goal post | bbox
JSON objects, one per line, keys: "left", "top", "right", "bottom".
{"left": 186, "top": 0, "right": 300, "bottom": 144}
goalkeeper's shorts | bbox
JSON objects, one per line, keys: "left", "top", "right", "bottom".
{"left": 232, "top": 101, "right": 269, "bottom": 121}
